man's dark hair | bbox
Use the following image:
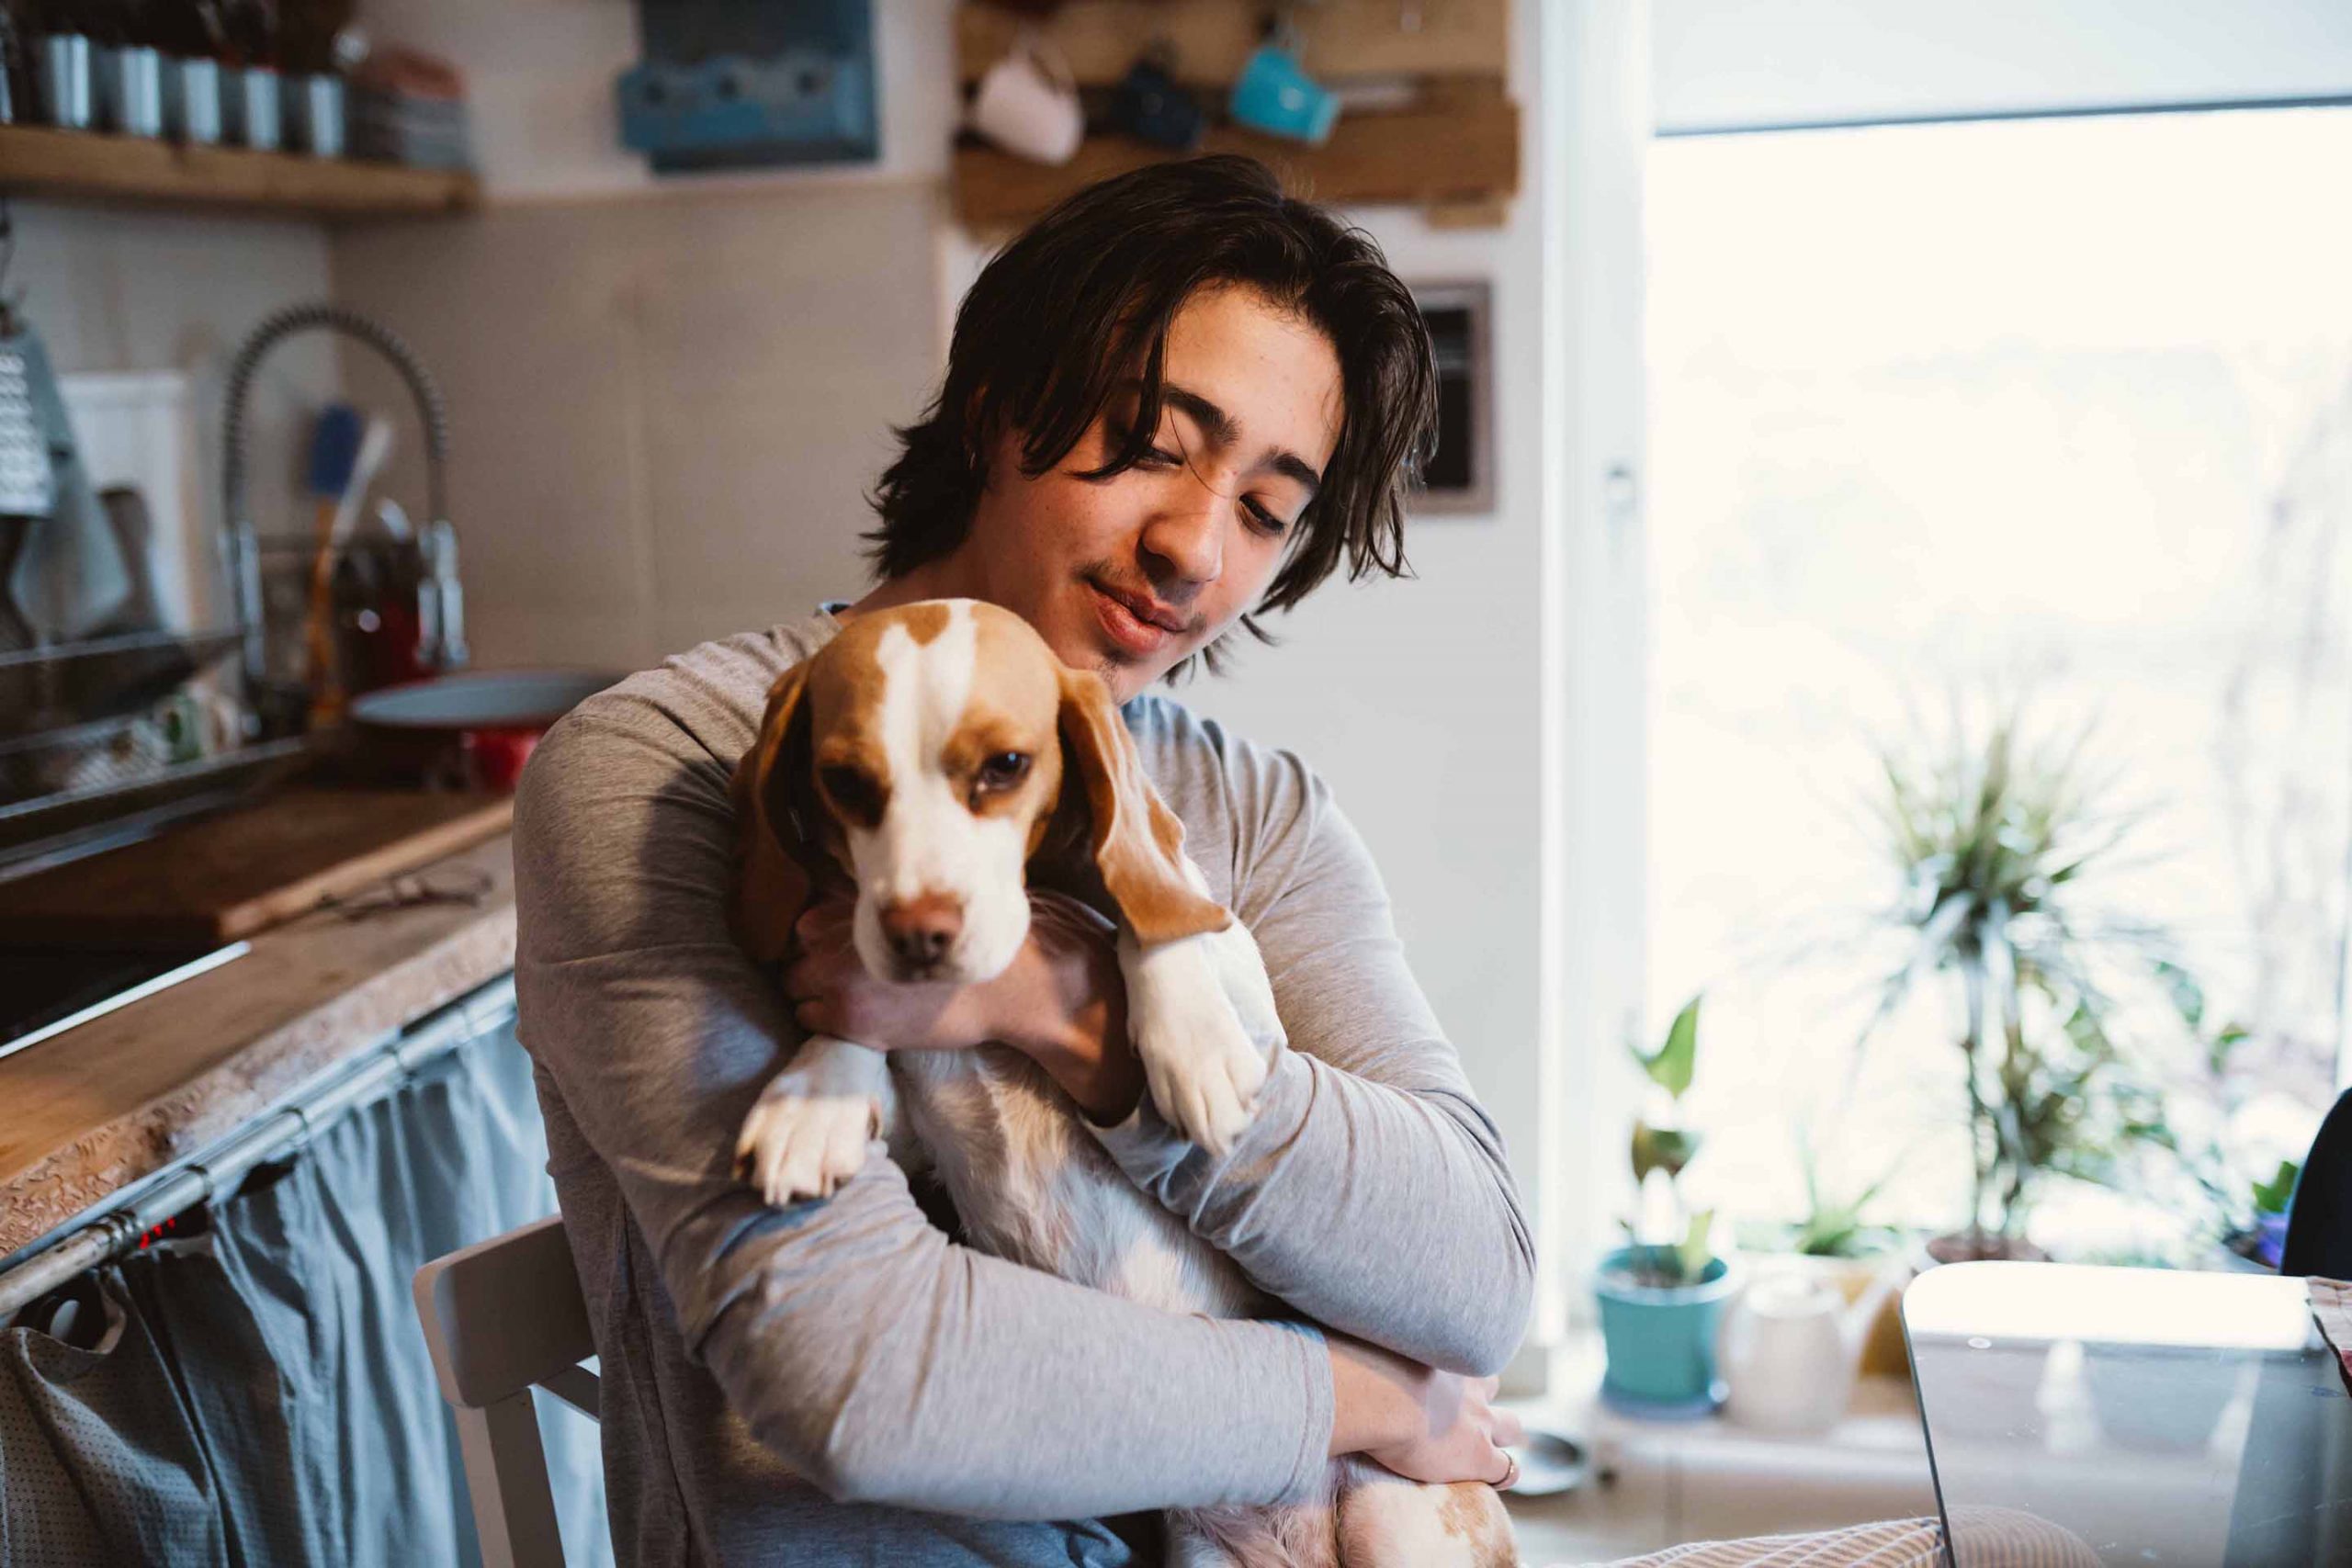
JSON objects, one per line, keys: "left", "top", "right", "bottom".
{"left": 864, "top": 154, "right": 1438, "bottom": 675}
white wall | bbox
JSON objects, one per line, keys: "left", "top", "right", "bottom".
{"left": 329, "top": 182, "right": 944, "bottom": 671}
{"left": 1655, "top": 0, "right": 2352, "bottom": 133}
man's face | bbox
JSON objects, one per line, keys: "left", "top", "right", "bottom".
{"left": 954, "top": 284, "right": 1345, "bottom": 704}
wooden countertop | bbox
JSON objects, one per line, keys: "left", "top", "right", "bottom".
{"left": 0, "top": 830, "right": 518, "bottom": 1258}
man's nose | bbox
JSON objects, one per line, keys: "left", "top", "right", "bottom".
{"left": 879, "top": 892, "right": 963, "bottom": 966}
{"left": 1139, "top": 489, "right": 1227, "bottom": 587}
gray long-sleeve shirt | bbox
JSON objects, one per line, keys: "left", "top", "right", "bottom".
{"left": 512, "top": 608, "right": 1533, "bottom": 1567}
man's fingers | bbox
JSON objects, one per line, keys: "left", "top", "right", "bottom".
{"left": 1492, "top": 1408, "right": 1526, "bottom": 1448}
{"left": 796, "top": 899, "right": 854, "bottom": 942}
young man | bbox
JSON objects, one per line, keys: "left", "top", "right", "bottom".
{"left": 514, "top": 155, "right": 1532, "bottom": 1565}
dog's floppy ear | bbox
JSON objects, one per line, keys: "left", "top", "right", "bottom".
{"left": 1056, "top": 666, "right": 1230, "bottom": 947}
{"left": 730, "top": 660, "right": 820, "bottom": 965}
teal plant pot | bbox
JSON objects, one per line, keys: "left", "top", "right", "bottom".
{"left": 1595, "top": 1247, "right": 1738, "bottom": 1417}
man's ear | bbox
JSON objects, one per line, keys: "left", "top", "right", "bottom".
{"left": 1055, "top": 666, "right": 1230, "bottom": 947}
{"left": 730, "top": 660, "right": 820, "bottom": 965}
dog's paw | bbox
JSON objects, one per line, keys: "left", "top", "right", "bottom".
{"left": 734, "top": 1075, "right": 878, "bottom": 1204}
{"left": 1135, "top": 987, "right": 1270, "bottom": 1159}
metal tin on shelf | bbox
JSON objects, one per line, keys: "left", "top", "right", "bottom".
{"left": 96, "top": 46, "right": 164, "bottom": 137}
{"left": 285, "top": 73, "right": 345, "bottom": 158}
{"left": 164, "top": 57, "right": 222, "bottom": 144}
{"left": 226, "top": 64, "right": 279, "bottom": 150}
{"left": 40, "top": 35, "right": 94, "bottom": 130}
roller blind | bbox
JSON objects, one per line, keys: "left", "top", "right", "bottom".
{"left": 1655, "top": 0, "right": 2352, "bottom": 134}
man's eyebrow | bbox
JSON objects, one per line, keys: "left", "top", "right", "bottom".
{"left": 1148, "top": 381, "right": 1324, "bottom": 496}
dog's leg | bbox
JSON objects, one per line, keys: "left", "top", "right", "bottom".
{"left": 1334, "top": 1461, "right": 1516, "bottom": 1568}
{"left": 1121, "top": 874, "right": 1286, "bottom": 1157}
{"left": 1122, "top": 928, "right": 1273, "bottom": 1157}
{"left": 735, "top": 1034, "right": 898, "bottom": 1204}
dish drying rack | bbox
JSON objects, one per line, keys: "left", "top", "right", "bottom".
{"left": 1, "top": 304, "right": 467, "bottom": 871}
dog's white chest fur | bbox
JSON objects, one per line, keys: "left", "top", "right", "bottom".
{"left": 893, "top": 1046, "right": 1261, "bottom": 1319}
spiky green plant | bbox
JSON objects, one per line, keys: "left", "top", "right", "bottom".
{"left": 1860, "top": 697, "right": 2160, "bottom": 1254}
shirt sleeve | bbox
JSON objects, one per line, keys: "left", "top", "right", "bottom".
{"left": 1085, "top": 740, "right": 1536, "bottom": 1377}
{"left": 511, "top": 699, "right": 1334, "bottom": 1519}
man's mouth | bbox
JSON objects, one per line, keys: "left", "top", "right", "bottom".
{"left": 1085, "top": 578, "right": 1187, "bottom": 659}
{"left": 1088, "top": 577, "right": 1186, "bottom": 633}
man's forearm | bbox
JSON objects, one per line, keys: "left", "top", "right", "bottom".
{"left": 1094, "top": 1043, "right": 1535, "bottom": 1376}
{"left": 695, "top": 1154, "right": 1333, "bottom": 1516}
{"left": 1325, "top": 1337, "right": 1430, "bottom": 1457}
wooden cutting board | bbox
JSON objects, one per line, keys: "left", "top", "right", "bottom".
{"left": 0, "top": 788, "right": 514, "bottom": 949}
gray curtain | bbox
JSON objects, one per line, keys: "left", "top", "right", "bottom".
{"left": 0, "top": 1004, "right": 611, "bottom": 1568}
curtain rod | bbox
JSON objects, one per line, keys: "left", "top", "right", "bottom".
{"left": 0, "top": 975, "right": 518, "bottom": 1320}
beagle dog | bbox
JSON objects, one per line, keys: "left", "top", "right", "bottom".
{"left": 729, "top": 598, "right": 1517, "bottom": 1568}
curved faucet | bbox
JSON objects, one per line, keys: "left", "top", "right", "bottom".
{"left": 220, "top": 303, "right": 465, "bottom": 730}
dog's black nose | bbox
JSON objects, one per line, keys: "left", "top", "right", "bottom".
{"left": 880, "top": 893, "right": 962, "bottom": 967}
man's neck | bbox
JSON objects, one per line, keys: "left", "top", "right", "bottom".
{"left": 840, "top": 560, "right": 975, "bottom": 624}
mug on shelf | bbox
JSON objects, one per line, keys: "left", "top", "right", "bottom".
{"left": 1229, "top": 41, "right": 1338, "bottom": 145}
{"left": 1110, "top": 46, "right": 1204, "bottom": 151}
{"left": 968, "top": 35, "right": 1082, "bottom": 166}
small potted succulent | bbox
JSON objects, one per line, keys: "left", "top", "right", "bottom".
{"left": 1595, "top": 996, "right": 1738, "bottom": 1416}
{"left": 1734, "top": 1133, "right": 1913, "bottom": 1379}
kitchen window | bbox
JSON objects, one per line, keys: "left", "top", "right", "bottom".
{"left": 1646, "top": 106, "right": 2352, "bottom": 1252}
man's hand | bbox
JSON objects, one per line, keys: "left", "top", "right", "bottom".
{"left": 1327, "top": 1337, "right": 1525, "bottom": 1486}
{"left": 786, "top": 889, "right": 1143, "bottom": 1122}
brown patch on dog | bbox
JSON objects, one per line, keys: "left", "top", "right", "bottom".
{"left": 729, "top": 614, "right": 910, "bottom": 962}
{"left": 1438, "top": 1482, "right": 1519, "bottom": 1567}
{"left": 730, "top": 660, "right": 818, "bottom": 965}
{"left": 1055, "top": 662, "right": 1229, "bottom": 946}
{"left": 898, "top": 600, "right": 953, "bottom": 645}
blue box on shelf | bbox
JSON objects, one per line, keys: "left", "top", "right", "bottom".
{"left": 615, "top": 0, "right": 877, "bottom": 172}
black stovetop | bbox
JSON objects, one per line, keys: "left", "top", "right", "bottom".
{"left": 0, "top": 942, "right": 248, "bottom": 1063}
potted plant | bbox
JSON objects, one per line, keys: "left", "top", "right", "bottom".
{"left": 1595, "top": 996, "right": 1738, "bottom": 1416}
{"left": 1858, "top": 699, "right": 2172, "bottom": 1263}
{"left": 2244, "top": 1160, "right": 2298, "bottom": 1269}
{"left": 2095, "top": 966, "right": 2290, "bottom": 1271}
{"left": 1734, "top": 1133, "right": 1913, "bottom": 1379}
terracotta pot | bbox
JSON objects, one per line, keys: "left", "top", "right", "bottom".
{"left": 1923, "top": 1231, "right": 2049, "bottom": 1266}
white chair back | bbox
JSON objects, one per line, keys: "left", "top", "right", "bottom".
{"left": 413, "top": 1214, "right": 601, "bottom": 1568}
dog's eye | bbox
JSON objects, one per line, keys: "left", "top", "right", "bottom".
{"left": 975, "top": 751, "right": 1031, "bottom": 793}
{"left": 820, "top": 764, "right": 884, "bottom": 827}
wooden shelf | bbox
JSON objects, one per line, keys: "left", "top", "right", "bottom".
{"left": 0, "top": 125, "right": 479, "bottom": 220}
{"left": 957, "top": 0, "right": 1510, "bottom": 88}
{"left": 953, "top": 86, "right": 1520, "bottom": 233}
